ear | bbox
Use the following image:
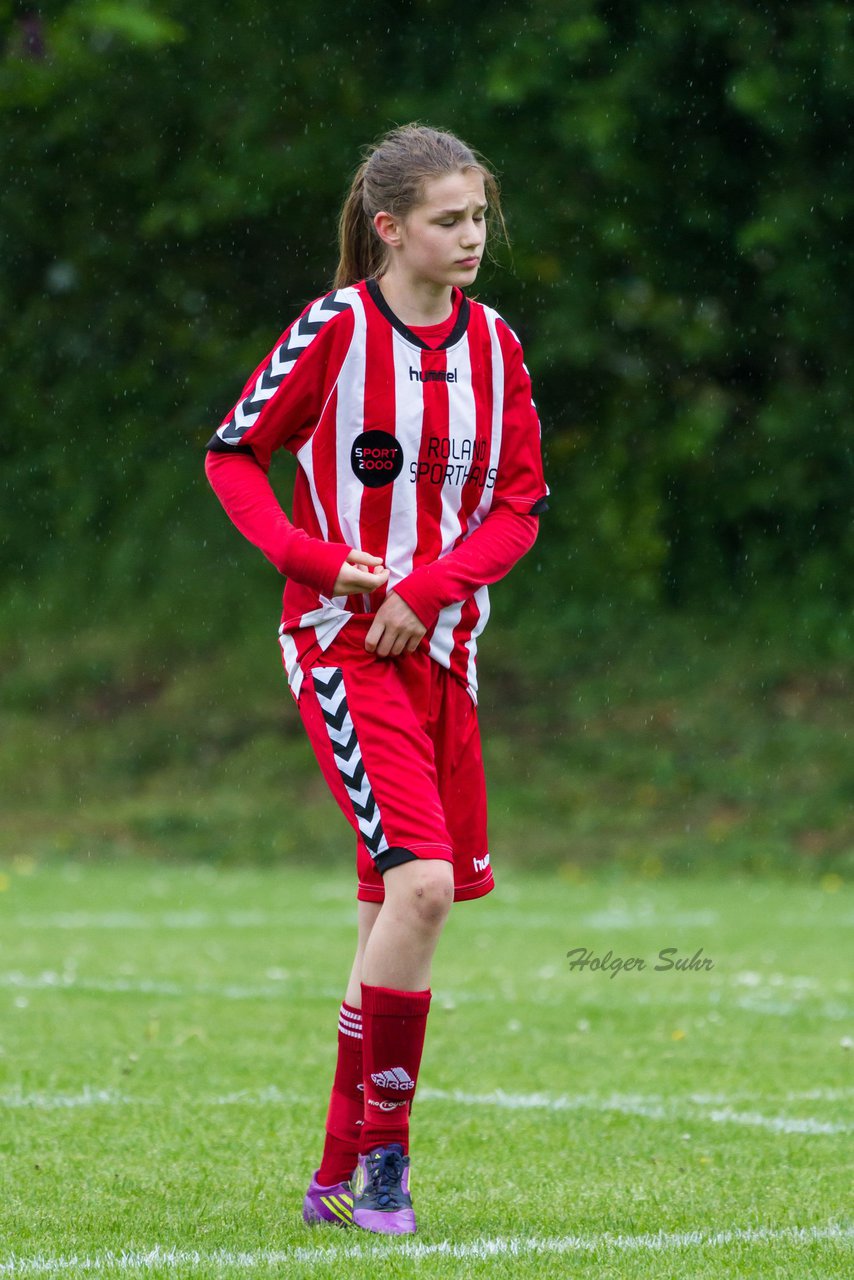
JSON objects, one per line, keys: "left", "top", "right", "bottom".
{"left": 373, "top": 210, "right": 404, "bottom": 249}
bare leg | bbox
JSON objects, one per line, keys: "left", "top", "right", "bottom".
{"left": 361, "top": 859, "right": 454, "bottom": 992}
{"left": 344, "top": 900, "right": 382, "bottom": 1007}
{"left": 344, "top": 859, "right": 454, "bottom": 1001}
{"left": 314, "top": 863, "right": 452, "bottom": 1190}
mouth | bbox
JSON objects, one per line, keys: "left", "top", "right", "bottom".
{"left": 456, "top": 257, "right": 480, "bottom": 268}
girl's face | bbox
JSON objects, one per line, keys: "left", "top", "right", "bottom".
{"left": 378, "top": 169, "right": 487, "bottom": 289}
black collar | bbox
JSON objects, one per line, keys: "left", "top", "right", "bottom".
{"left": 365, "top": 277, "right": 470, "bottom": 351}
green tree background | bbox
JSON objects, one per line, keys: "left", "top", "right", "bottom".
{"left": 1, "top": 2, "right": 852, "bottom": 877}
{"left": 3, "top": 0, "right": 851, "bottom": 625}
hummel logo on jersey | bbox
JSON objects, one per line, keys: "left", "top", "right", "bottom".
{"left": 473, "top": 853, "right": 490, "bottom": 872}
{"left": 409, "top": 367, "right": 458, "bottom": 383}
{"left": 370, "top": 1066, "right": 415, "bottom": 1091}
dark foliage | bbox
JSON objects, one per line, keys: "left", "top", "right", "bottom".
{"left": 2, "top": 1, "right": 852, "bottom": 620}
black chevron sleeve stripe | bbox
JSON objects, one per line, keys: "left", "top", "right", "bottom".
{"left": 216, "top": 290, "right": 351, "bottom": 446}
{"left": 296, "top": 316, "right": 325, "bottom": 337}
{"left": 320, "top": 294, "right": 349, "bottom": 314}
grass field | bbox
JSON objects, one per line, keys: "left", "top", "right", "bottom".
{"left": 0, "top": 860, "right": 851, "bottom": 1278}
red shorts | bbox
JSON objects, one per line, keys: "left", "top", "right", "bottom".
{"left": 290, "top": 618, "right": 493, "bottom": 903}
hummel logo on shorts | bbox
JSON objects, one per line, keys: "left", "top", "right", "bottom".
{"left": 370, "top": 1066, "right": 415, "bottom": 1091}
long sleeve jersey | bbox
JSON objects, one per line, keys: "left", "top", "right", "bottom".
{"left": 205, "top": 278, "right": 548, "bottom": 701}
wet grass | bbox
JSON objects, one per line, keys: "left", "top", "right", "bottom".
{"left": 0, "top": 861, "right": 851, "bottom": 1278}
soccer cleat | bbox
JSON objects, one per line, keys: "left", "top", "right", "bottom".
{"left": 302, "top": 1170, "right": 354, "bottom": 1227}
{"left": 351, "top": 1142, "right": 416, "bottom": 1234}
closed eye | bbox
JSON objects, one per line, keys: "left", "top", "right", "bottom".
{"left": 435, "top": 206, "right": 488, "bottom": 226}
{"left": 438, "top": 215, "right": 486, "bottom": 228}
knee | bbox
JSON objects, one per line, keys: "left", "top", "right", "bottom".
{"left": 414, "top": 868, "right": 454, "bottom": 928}
{"left": 388, "top": 861, "right": 454, "bottom": 930}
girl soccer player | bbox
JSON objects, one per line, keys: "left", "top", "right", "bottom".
{"left": 205, "top": 124, "right": 547, "bottom": 1235}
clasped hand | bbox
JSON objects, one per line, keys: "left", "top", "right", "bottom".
{"left": 331, "top": 549, "right": 426, "bottom": 658}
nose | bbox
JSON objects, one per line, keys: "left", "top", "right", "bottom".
{"left": 461, "top": 217, "right": 484, "bottom": 249}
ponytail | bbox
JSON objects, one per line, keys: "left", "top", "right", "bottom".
{"left": 334, "top": 163, "right": 386, "bottom": 289}
{"left": 333, "top": 124, "right": 506, "bottom": 290}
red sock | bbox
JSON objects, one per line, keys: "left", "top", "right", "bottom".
{"left": 317, "top": 1002, "right": 364, "bottom": 1186}
{"left": 360, "top": 983, "right": 432, "bottom": 1155}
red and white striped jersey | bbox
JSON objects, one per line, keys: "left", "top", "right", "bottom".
{"left": 207, "top": 278, "right": 547, "bottom": 701}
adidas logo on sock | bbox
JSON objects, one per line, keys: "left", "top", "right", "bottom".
{"left": 370, "top": 1066, "right": 415, "bottom": 1091}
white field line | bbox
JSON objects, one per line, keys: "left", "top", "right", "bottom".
{"left": 3, "top": 970, "right": 851, "bottom": 1022}
{"left": 418, "top": 1088, "right": 853, "bottom": 1135}
{"left": 420, "top": 1086, "right": 670, "bottom": 1120}
{"left": 0, "top": 1224, "right": 851, "bottom": 1274}
{"left": 579, "top": 908, "right": 721, "bottom": 928}
{"left": 6, "top": 910, "right": 355, "bottom": 931}
{"left": 0, "top": 1087, "right": 135, "bottom": 1111}
{"left": 2, "top": 1083, "right": 850, "bottom": 1135}
{"left": 780, "top": 1087, "right": 854, "bottom": 1102}
{"left": 4, "top": 907, "right": 724, "bottom": 931}
{"left": 696, "top": 1105, "right": 846, "bottom": 1135}
{"left": 8, "top": 906, "right": 851, "bottom": 939}
{"left": 0, "top": 973, "right": 341, "bottom": 1002}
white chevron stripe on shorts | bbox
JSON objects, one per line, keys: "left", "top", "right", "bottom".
{"left": 312, "top": 667, "right": 389, "bottom": 858}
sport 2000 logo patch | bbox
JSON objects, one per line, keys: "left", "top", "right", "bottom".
{"left": 350, "top": 430, "right": 404, "bottom": 488}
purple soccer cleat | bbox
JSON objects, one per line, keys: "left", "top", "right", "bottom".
{"left": 302, "top": 1170, "right": 354, "bottom": 1227}
{"left": 351, "top": 1143, "right": 416, "bottom": 1234}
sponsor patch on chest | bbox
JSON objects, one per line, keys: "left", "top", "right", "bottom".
{"left": 350, "top": 430, "right": 404, "bottom": 488}
{"left": 350, "top": 429, "right": 496, "bottom": 491}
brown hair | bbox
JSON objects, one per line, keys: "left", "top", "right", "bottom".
{"left": 334, "top": 123, "right": 507, "bottom": 289}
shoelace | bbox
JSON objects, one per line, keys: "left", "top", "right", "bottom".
{"left": 366, "top": 1147, "right": 405, "bottom": 1208}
